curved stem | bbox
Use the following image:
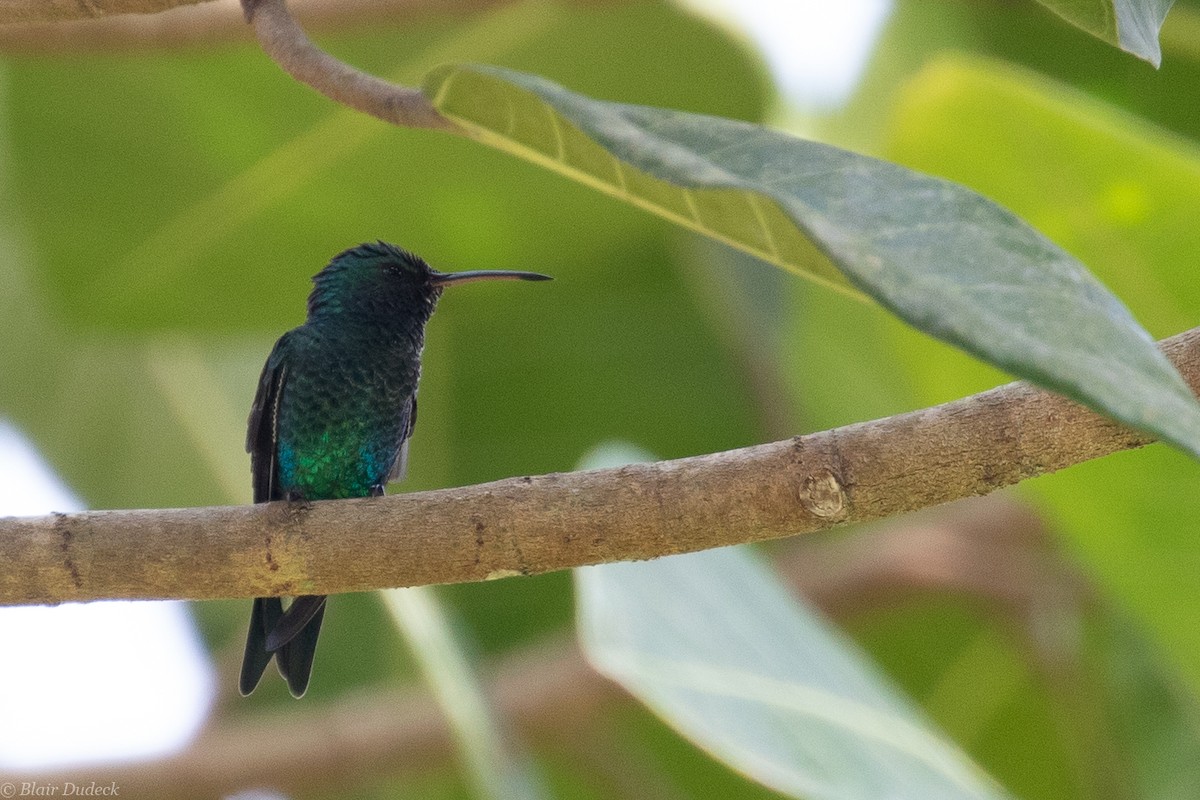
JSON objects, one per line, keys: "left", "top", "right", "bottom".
{"left": 241, "top": 0, "right": 460, "bottom": 131}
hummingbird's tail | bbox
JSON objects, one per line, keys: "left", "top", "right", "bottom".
{"left": 271, "top": 594, "right": 326, "bottom": 698}
{"left": 239, "top": 594, "right": 327, "bottom": 698}
{"left": 239, "top": 596, "right": 282, "bottom": 696}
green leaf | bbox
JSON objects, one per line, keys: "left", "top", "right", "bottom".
{"left": 1032, "top": 0, "right": 1174, "bottom": 66}
{"left": 426, "top": 64, "right": 1200, "bottom": 460}
{"left": 383, "top": 587, "right": 548, "bottom": 800}
{"left": 575, "top": 546, "right": 1013, "bottom": 800}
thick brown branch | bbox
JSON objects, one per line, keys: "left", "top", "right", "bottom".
{"left": 1, "top": 326, "right": 1197, "bottom": 608}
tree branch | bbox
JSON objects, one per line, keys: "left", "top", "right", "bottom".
{"left": 2, "top": 327, "right": 1196, "bottom": 607}
{"left": 240, "top": 0, "right": 458, "bottom": 131}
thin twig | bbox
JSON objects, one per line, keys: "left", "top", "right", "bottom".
{"left": 241, "top": 0, "right": 459, "bottom": 131}
{"left": 2, "top": 326, "right": 1197, "bottom": 608}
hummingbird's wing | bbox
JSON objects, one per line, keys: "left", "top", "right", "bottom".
{"left": 246, "top": 331, "right": 294, "bottom": 504}
{"left": 387, "top": 394, "right": 418, "bottom": 483}
{"left": 240, "top": 331, "right": 294, "bottom": 696}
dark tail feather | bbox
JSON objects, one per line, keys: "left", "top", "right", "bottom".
{"left": 239, "top": 596, "right": 284, "bottom": 696}
{"left": 276, "top": 598, "right": 326, "bottom": 698}
{"left": 266, "top": 594, "right": 327, "bottom": 652}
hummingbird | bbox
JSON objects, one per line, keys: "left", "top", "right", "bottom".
{"left": 240, "top": 241, "right": 551, "bottom": 697}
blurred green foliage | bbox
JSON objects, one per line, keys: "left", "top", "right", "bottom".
{"left": 3, "top": 0, "right": 1200, "bottom": 798}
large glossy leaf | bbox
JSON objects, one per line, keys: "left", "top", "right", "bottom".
{"left": 426, "top": 64, "right": 1200, "bottom": 460}
{"left": 576, "top": 545, "right": 1012, "bottom": 800}
{"left": 1032, "top": 0, "right": 1174, "bottom": 66}
{"left": 883, "top": 55, "right": 1200, "bottom": 694}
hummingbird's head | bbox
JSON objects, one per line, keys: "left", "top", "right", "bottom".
{"left": 306, "top": 241, "right": 550, "bottom": 325}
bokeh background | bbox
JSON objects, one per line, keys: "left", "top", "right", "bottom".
{"left": 2, "top": 0, "right": 1200, "bottom": 797}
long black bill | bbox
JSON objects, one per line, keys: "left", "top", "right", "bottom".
{"left": 431, "top": 269, "right": 552, "bottom": 286}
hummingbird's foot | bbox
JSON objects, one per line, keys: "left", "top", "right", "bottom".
{"left": 368, "top": 484, "right": 386, "bottom": 497}
{"left": 285, "top": 489, "right": 312, "bottom": 507}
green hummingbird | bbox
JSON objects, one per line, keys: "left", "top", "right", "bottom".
{"left": 240, "top": 241, "right": 550, "bottom": 697}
